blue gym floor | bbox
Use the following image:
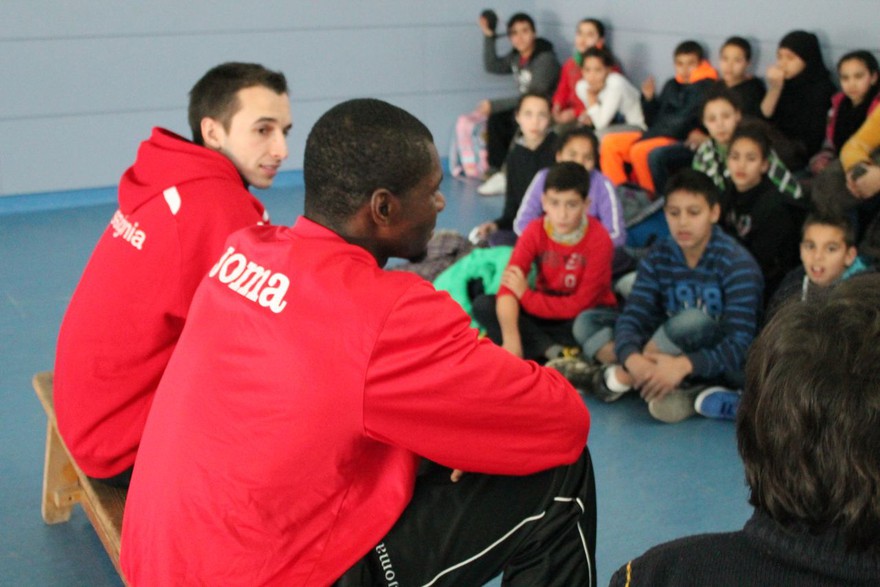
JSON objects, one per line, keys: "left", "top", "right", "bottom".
{"left": 0, "top": 171, "right": 750, "bottom": 586}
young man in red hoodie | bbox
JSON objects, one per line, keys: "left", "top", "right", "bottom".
{"left": 120, "top": 98, "right": 596, "bottom": 586}
{"left": 53, "top": 62, "right": 292, "bottom": 487}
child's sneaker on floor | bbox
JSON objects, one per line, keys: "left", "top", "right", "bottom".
{"left": 593, "top": 366, "right": 632, "bottom": 403}
{"left": 694, "top": 386, "right": 741, "bottom": 420}
{"left": 477, "top": 170, "right": 506, "bottom": 196}
{"left": 648, "top": 387, "right": 701, "bottom": 423}
{"left": 546, "top": 356, "right": 598, "bottom": 392}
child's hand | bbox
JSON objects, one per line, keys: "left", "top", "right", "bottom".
{"left": 554, "top": 108, "right": 577, "bottom": 124}
{"left": 476, "top": 100, "right": 492, "bottom": 116}
{"left": 847, "top": 163, "right": 880, "bottom": 199}
{"left": 765, "top": 64, "right": 785, "bottom": 90}
{"left": 639, "top": 353, "right": 692, "bottom": 401}
{"left": 577, "top": 111, "right": 594, "bottom": 127}
{"left": 684, "top": 129, "right": 708, "bottom": 150}
{"left": 477, "top": 15, "right": 494, "bottom": 37}
{"left": 501, "top": 266, "right": 528, "bottom": 298}
{"left": 475, "top": 221, "right": 498, "bottom": 239}
{"left": 641, "top": 76, "right": 655, "bottom": 100}
{"left": 501, "top": 337, "right": 524, "bottom": 358}
{"left": 623, "top": 353, "right": 657, "bottom": 389}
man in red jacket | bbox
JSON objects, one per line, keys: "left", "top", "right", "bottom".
{"left": 53, "top": 62, "right": 292, "bottom": 486}
{"left": 120, "top": 98, "right": 596, "bottom": 586}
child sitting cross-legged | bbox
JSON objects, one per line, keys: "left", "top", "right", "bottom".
{"left": 472, "top": 161, "right": 616, "bottom": 361}
{"left": 514, "top": 127, "right": 627, "bottom": 249}
{"left": 552, "top": 169, "right": 763, "bottom": 423}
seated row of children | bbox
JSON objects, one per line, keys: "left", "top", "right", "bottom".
{"left": 472, "top": 11, "right": 878, "bottom": 214}
{"left": 465, "top": 155, "right": 871, "bottom": 424}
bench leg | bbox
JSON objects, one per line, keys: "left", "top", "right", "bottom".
{"left": 41, "top": 420, "right": 82, "bottom": 524}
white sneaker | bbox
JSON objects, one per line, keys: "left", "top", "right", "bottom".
{"left": 477, "top": 171, "right": 506, "bottom": 196}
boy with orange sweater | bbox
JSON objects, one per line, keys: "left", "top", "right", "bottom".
{"left": 601, "top": 40, "right": 717, "bottom": 194}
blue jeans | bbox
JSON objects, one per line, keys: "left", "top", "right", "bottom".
{"left": 573, "top": 308, "right": 735, "bottom": 384}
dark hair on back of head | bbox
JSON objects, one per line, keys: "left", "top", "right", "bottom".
{"left": 738, "top": 274, "right": 880, "bottom": 554}
{"left": 544, "top": 161, "right": 591, "bottom": 200}
{"left": 507, "top": 12, "right": 535, "bottom": 33}
{"left": 722, "top": 36, "right": 753, "bottom": 62}
{"left": 188, "top": 62, "right": 288, "bottom": 146}
{"left": 802, "top": 211, "right": 857, "bottom": 246}
{"left": 555, "top": 126, "right": 599, "bottom": 166}
{"left": 665, "top": 168, "right": 719, "bottom": 206}
{"left": 579, "top": 18, "right": 605, "bottom": 38}
{"left": 303, "top": 99, "right": 434, "bottom": 225}
{"left": 674, "top": 40, "right": 704, "bottom": 61}
{"left": 701, "top": 84, "right": 743, "bottom": 118}
{"left": 516, "top": 91, "right": 551, "bottom": 113}
{"left": 730, "top": 122, "right": 771, "bottom": 160}
{"left": 582, "top": 46, "right": 615, "bottom": 68}
{"left": 837, "top": 50, "right": 880, "bottom": 77}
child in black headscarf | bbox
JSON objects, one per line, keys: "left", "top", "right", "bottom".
{"left": 760, "top": 30, "right": 836, "bottom": 171}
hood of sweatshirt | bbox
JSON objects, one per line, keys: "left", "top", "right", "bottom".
{"left": 675, "top": 59, "right": 719, "bottom": 84}
{"left": 117, "top": 127, "right": 245, "bottom": 215}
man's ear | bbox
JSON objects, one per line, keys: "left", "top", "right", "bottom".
{"left": 201, "top": 117, "right": 224, "bottom": 150}
{"left": 369, "top": 189, "right": 397, "bottom": 227}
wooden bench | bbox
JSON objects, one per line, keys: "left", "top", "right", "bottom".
{"left": 32, "top": 371, "right": 129, "bottom": 585}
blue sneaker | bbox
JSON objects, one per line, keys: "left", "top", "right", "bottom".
{"left": 694, "top": 387, "right": 741, "bottom": 420}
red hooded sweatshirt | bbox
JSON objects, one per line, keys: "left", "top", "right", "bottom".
{"left": 54, "top": 127, "right": 268, "bottom": 478}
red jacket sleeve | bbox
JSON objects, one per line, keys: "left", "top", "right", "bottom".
{"left": 363, "top": 281, "right": 590, "bottom": 476}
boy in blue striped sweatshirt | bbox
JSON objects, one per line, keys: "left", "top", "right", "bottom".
{"left": 563, "top": 168, "right": 763, "bottom": 423}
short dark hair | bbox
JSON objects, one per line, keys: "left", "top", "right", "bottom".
{"left": 664, "top": 168, "right": 719, "bottom": 206}
{"left": 579, "top": 18, "right": 605, "bottom": 39}
{"left": 722, "top": 36, "right": 753, "bottom": 62}
{"left": 303, "top": 99, "right": 434, "bottom": 224}
{"left": 837, "top": 49, "right": 880, "bottom": 78}
{"left": 516, "top": 92, "right": 551, "bottom": 113}
{"left": 582, "top": 46, "right": 615, "bottom": 68}
{"left": 674, "top": 40, "right": 704, "bottom": 61}
{"left": 729, "top": 122, "right": 771, "bottom": 160}
{"left": 701, "top": 84, "right": 743, "bottom": 119}
{"left": 544, "top": 161, "right": 590, "bottom": 200}
{"left": 507, "top": 12, "right": 535, "bottom": 33}
{"left": 188, "top": 62, "right": 288, "bottom": 146}
{"left": 739, "top": 274, "right": 880, "bottom": 554}
{"left": 802, "top": 211, "right": 857, "bottom": 247}
{"left": 555, "top": 126, "right": 599, "bottom": 164}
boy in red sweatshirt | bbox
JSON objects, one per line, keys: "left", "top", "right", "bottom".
{"left": 473, "top": 161, "right": 616, "bottom": 361}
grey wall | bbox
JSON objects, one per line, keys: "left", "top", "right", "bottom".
{"left": 2, "top": 1, "right": 877, "bottom": 197}
{"left": 0, "top": 1, "right": 538, "bottom": 196}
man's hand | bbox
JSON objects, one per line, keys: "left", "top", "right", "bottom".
{"left": 500, "top": 266, "right": 528, "bottom": 299}
{"left": 847, "top": 163, "right": 880, "bottom": 199}
{"left": 450, "top": 469, "right": 465, "bottom": 482}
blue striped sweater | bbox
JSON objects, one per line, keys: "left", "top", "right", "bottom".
{"left": 615, "top": 226, "right": 763, "bottom": 382}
